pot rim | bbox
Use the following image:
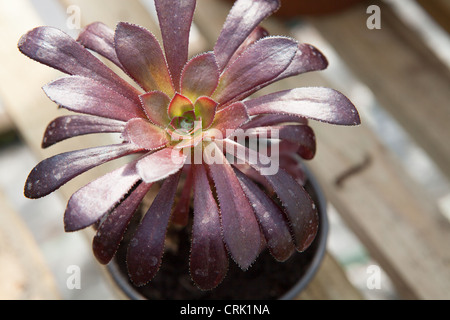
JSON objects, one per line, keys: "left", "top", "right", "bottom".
{"left": 106, "top": 163, "right": 328, "bottom": 300}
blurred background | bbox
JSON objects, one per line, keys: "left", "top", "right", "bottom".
{"left": 0, "top": 0, "right": 449, "bottom": 299}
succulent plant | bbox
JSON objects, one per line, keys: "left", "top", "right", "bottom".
{"left": 19, "top": 0, "right": 359, "bottom": 291}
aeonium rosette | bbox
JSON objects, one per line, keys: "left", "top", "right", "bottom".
{"left": 19, "top": 0, "right": 360, "bottom": 290}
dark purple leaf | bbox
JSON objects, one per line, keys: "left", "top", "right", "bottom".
{"left": 241, "top": 114, "right": 307, "bottom": 130}
{"left": 214, "top": 0, "right": 280, "bottom": 70}
{"left": 208, "top": 102, "right": 249, "bottom": 138}
{"left": 245, "top": 87, "right": 361, "bottom": 126}
{"left": 24, "top": 143, "right": 142, "bottom": 199}
{"left": 155, "top": 0, "right": 197, "bottom": 91}
{"left": 126, "top": 171, "right": 182, "bottom": 286}
{"left": 204, "top": 143, "right": 262, "bottom": 270}
{"left": 171, "top": 165, "right": 193, "bottom": 227}
{"left": 122, "top": 118, "right": 169, "bottom": 150}
{"left": 42, "top": 115, "right": 126, "bottom": 148}
{"left": 136, "top": 148, "right": 187, "bottom": 183}
{"left": 222, "top": 140, "right": 318, "bottom": 252}
{"left": 93, "top": 181, "right": 153, "bottom": 264}
{"left": 77, "top": 22, "right": 123, "bottom": 69}
{"left": 18, "top": 26, "right": 141, "bottom": 105}
{"left": 64, "top": 156, "right": 144, "bottom": 232}
{"left": 275, "top": 43, "right": 328, "bottom": 81}
{"left": 190, "top": 164, "right": 228, "bottom": 290}
{"left": 43, "top": 75, "right": 146, "bottom": 122}
{"left": 180, "top": 52, "right": 220, "bottom": 103}
{"left": 234, "top": 168, "right": 295, "bottom": 262}
{"left": 238, "top": 125, "right": 316, "bottom": 160}
{"left": 139, "top": 91, "right": 171, "bottom": 128}
{"left": 212, "top": 37, "right": 297, "bottom": 106}
{"left": 115, "top": 22, "right": 174, "bottom": 96}
{"left": 227, "top": 26, "right": 269, "bottom": 67}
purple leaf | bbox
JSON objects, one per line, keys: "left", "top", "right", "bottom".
{"left": 222, "top": 140, "right": 319, "bottom": 252}
{"left": 194, "top": 96, "right": 218, "bottom": 129}
{"left": 212, "top": 37, "right": 297, "bottom": 106}
{"left": 18, "top": 26, "right": 141, "bottom": 106}
{"left": 42, "top": 115, "right": 126, "bottom": 148}
{"left": 122, "top": 118, "right": 169, "bottom": 150}
{"left": 93, "top": 181, "right": 153, "bottom": 264}
{"left": 171, "top": 165, "right": 193, "bottom": 227}
{"left": 24, "top": 143, "right": 142, "bottom": 199}
{"left": 180, "top": 52, "right": 220, "bottom": 103}
{"left": 239, "top": 125, "right": 316, "bottom": 160}
{"left": 241, "top": 114, "right": 307, "bottom": 130}
{"left": 126, "top": 171, "right": 182, "bottom": 286}
{"left": 139, "top": 91, "right": 171, "bottom": 128}
{"left": 136, "top": 148, "right": 187, "bottom": 184}
{"left": 227, "top": 26, "right": 269, "bottom": 67}
{"left": 214, "top": 0, "right": 280, "bottom": 70}
{"left": 245, "top": 87, "right": 361, "bottom": 126}
{"left": 275, "top": 43, "right": 328, "bottom": 81}
{"left": 208, "top": 102, "right": 249, "bottom": 138}
{"left": 77, "top": 22, "right": 123, "bottom": 69}
{"left": 204, "top": 143, "right": 262, "bottom": 270}
{"left": 155, "top": 0, "right": 197, "bottom": 91}
{"left": 115, "top": 22, "right": 174, "bottom": 96}
{"left": 234, "top": 168, "right": 295, "bottom": 262}
{"left": 64, "top": 156, "right": 144, "bottom": 232}
{"left": 190, "top": 164, "right": 228, "bottom": 290}
{"left": 43, "top": 75, "right": 146, "bottom": 122}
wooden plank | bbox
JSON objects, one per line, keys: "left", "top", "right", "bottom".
{"left": 295, "top": 253, "right": 363, "bottom": 300}
{"left": 307, "top": 0, "right": 450, "bottom": 182}
{"left": 0, "top": 189, "right": 60, "bottom": 299}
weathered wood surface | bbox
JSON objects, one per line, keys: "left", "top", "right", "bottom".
{"left": 0, "top": 189, "right": 60, "bottom": 299}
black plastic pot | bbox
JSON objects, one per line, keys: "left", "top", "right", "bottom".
{"left": 106, "top": 164, "right": 328, "bottom": 300}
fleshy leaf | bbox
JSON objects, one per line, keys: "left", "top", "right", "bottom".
{"left": 126, "top": 171, "right": 182, "bottom": 286}
{"left": 24, "top": 143, "right": 142, "bottom": 199}
{"left": 122, "top": 118, "right": 169, "bottom": 150}
{"left": 139, "top": 91, "right": 171, "bottom": 128}
{"left": 155, "top": 0, "right": 196, "bottom": 91}
{"left": 222, "top": 139, "right": 319, "bottom": 252}
{"left": 167, "top": 93, "right": 194, "bottom": 119}
{"left": 190, "top": 164, "right": 228, "bottom": 290}
{"left": 171, "top": 165, "right": 193, "bottom": 227}
{"left": 42, "top": 115, "right": 126, "bottom": 148}
{"left": 43, "top": 75, "right": 146, "bottom": 122}
{"left": 214, "top": 0, "right": 281, "bottom": 70}
{"left": 237, "top": 125, "right": 316, "bottom": 160}
{"left": 115, "top": 22, "right": 174, "bottom": 96}
{"left": 194, "top": 96, "right": 217, "bottom": 129}
{"left": 241, "top": 114, "right": 307, "bottom": 130}
{"left": 136, "top": 148, "right": 187, "bottom": 183}
{"left": 93, "top": 181, "right": 153, "bottom": 264}
{"left": 245, "top": 87, "right": 361, "bottom": 126}
{"left": 180, "top": 52, "right": 220, "bottom": 103}
{"left": 208, "top": 102, "right": 249, "bottom": 138}
{"left": 275, "top": 43, "right": 328, "bottom": 81}
{"left": 77, "top": 22, "right": 123, "bottom": 69}
{"left": 212, "top": 37, "right": 297, "bottom": 106}
{"left": 18, "top": 26, "right": 141, "bottom": 105}
{"left": 234, "top": 168, "right": 295, "bottom": 262}
{"left": 64, "top": 157, "right": 143, "bottom": 232}
{"left": 204, "top": 143, "right": 262, "bottom": 270}
{"left": 227, "top": 26, "right": 269, "bottom": 67}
